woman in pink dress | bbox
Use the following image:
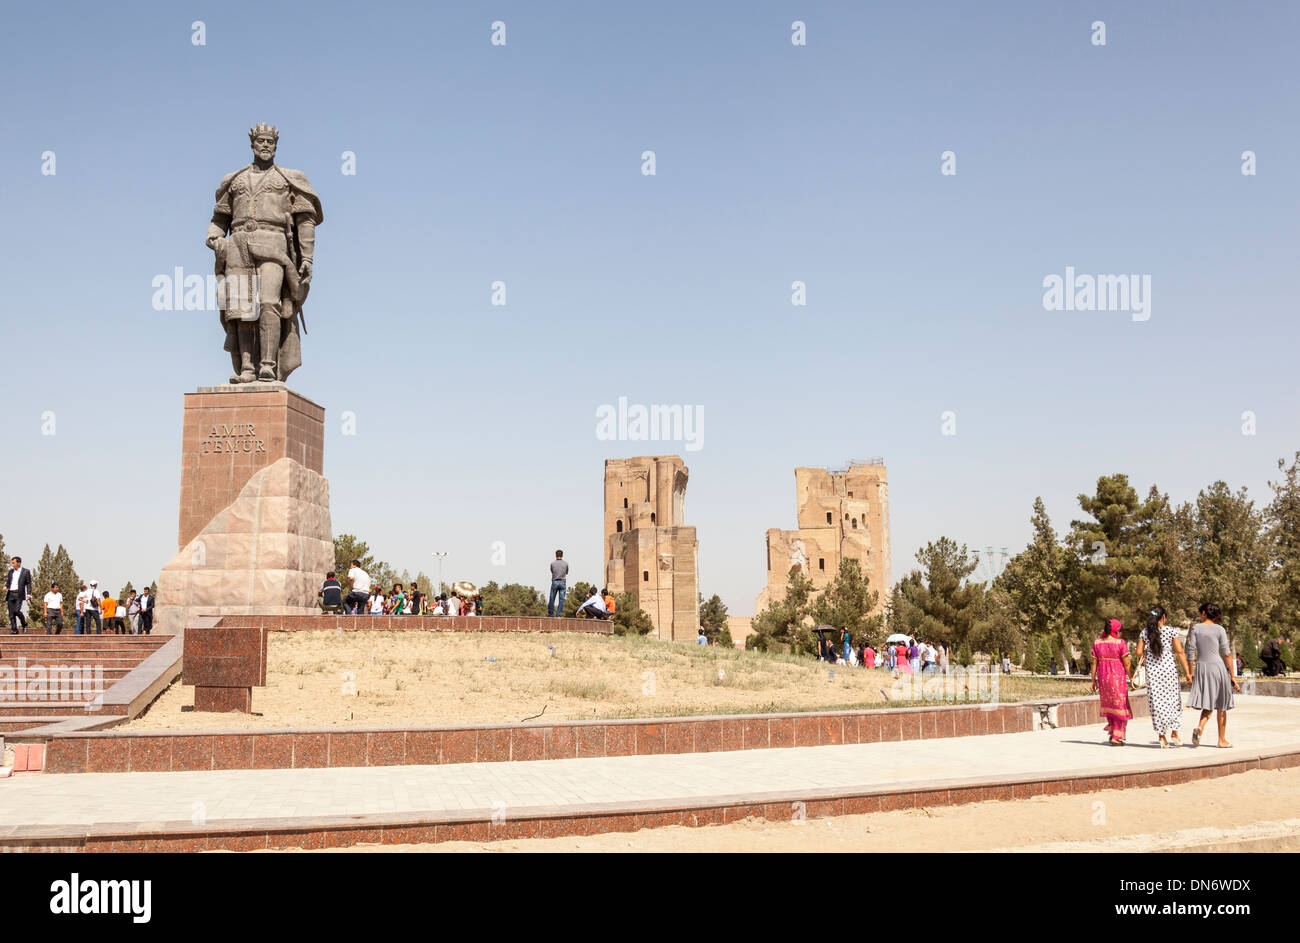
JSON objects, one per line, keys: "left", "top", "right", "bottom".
{"left": 1090, "top": 618, "right": 1133, "bottom": 745}
{"left": 896, "top": 644, "right": 912, "bottom": 674}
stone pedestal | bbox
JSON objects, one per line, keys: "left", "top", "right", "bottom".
{"left": 177, "top": 385, "right": 324, "bottom": 549}
{"left": 182, "top": 624, "right": 269, "bottom": 713}
{"left": 156, "top": 386, "right": 333, "bottom": 636}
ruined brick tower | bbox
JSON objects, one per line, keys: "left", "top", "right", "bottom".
{"left": 604, "top": 455, "right": 700, "bottom": 641}
{"left": 756, "top": 460, "right": 891, "bottom": 615}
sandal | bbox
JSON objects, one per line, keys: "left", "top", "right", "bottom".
{"left": 1192, "top": 729, "right": 1201, "bottom": 747}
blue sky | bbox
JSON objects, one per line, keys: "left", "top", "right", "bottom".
{"left": 0, "top": 1, "right": 1296, "bottom": 613}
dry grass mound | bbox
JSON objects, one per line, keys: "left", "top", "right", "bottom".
{"left": 121, "top": 631, "right": 1092, "bottom": 730}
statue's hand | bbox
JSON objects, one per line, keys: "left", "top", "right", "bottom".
{"left": 298, "top": 258, "right": 312, "bottom": 283}
{"left": 207, "top": 236, "right": 229, "bottom": 256}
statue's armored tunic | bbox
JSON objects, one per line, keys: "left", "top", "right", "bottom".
{"left": 206, "top": 125, "right": 323, "bottom": 384}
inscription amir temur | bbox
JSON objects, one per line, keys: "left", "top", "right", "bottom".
{"left": 201, "top": 422, "right": 267, "bottom": 455}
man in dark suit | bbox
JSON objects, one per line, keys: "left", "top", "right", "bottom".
{"left": 138, "top": 586, "right": 155, "bottom": 635}
{"left": 7, "top": 556, "right": 32, "bottom": 633}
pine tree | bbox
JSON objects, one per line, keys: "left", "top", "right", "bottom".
{"left": 1186, "top": 481, "right": 1273, "bottom": 636}
{"left": 610, "top": 594, "right": 654, "bottom": 637}
{"left": 698, "top": 593, "right": 733, "bottom": 646}
{"left": 893, "top": 538, "right": 984, "bottom": 650}
{"left": 1266, "top": 453, "right": 1300, "bottom": 634}
{"left": 809, "top": 558, "right": 881, "bottom": 646}
{"left": 32, "top": 544, "right": 80, "bottom": 628}
{"left": 749, "top": 568, "right": 815, "bottom": 653}
{"left": 1065, "top": 474, "right": 1162, "bottom": 638}
{"left": 1035, "top": 637, "right": 1053, "bottom": 674}
{"left": 1001, "top": 497, "right": 1071, "bottom": 660}
{"left": 476, "top": 581, "right": 545, "bottom": 616}
{"left": 1238, "top": 631, "right": 1262, "bottom": 671}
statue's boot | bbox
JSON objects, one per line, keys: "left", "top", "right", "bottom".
{"left": 233, "top": 322, "right": 257, "bottom": 383}
{"left": 258, "top": 304, "right": 280, "bottom": 382}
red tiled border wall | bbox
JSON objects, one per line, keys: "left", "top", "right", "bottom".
{"left": 213, "top": 615, "right": 613, "bottom": 634}
{"left": 5, "top": 741, "right": 1294, "bottom": 853}
{"left": 39, "top": 693, "right": 1147, "bottom": 775}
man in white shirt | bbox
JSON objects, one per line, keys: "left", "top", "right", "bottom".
{"left": 43, "top": 583, "right": 64, "bottom": 635}
{"left": 75, "top": 583, "right": 93, "bottom": 635}
{"left": 575, "top": 588, "right": 610, "bottom": 620}
{"left": 345, "top": 559, "right": 370, "bottom": 614}
{"left": 126, "top": 590, "right": 142, "bottom": 635}
{"left": 447, "top": 593, "right": 462, "bottom": 616}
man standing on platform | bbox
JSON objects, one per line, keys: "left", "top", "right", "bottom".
{"left": 126, "top": 590, "right": 141, "bottom": 635}
{"left": 83, "top": 580, "right": 102, "bottom": 634}
{"left": 548, "top": 550, "right": 568, "bottom": 617}
{"left": 75, "top": 583, "right": 90, "bottom": 634}
{"left": 7, "top": 556, "right": 32, "bottom": 633}
{"left": 138, "top": 586, "right": 154, "bottom": 635}
{"left": 43, "top": 582, "right": 63, "bottom": 635}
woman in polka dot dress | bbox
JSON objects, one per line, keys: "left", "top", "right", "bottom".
{"left": 1132, "top": 605, "right": 1190, "bottom": 747}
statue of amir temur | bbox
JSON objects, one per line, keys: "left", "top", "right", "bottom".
{"left": 206, "top": 124, "right": 323, "bottom": 384}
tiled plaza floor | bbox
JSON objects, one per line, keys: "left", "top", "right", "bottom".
{"left": 2, "top": 696, "right": 1297, "bottom": 828}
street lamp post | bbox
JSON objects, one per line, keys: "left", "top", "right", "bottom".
{"left": 431, "top": 552, "right": 448, "bottom": 596}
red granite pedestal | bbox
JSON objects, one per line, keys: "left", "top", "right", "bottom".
{"left": 177, "top": 385, "right": 324, "bottom": 550}
{"left": 182, "top": 624, "right": 269, "bottom": 713}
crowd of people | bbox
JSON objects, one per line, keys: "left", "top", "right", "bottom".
{"left": 6, "top": 555, "right": 155, "bottom": 635}
{"left": 814, "top": 630, "right": 954, "bottom": 676}
{"left": 317, "top": 550, "right": 620, "bottom": 622}
{"left": 319, "top": 561, "right": 484, "bottom": 616}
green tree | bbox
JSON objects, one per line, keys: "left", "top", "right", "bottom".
{"left": 748, "top": 567, "right": 816, "bottom": 654}
{"left": 1185, "top": 481, "right": 1273, "bottom": 638}
{"left": 1034, "top": 636, "right": 1053, "bottom": 674}
{"left": 699, "top": 593, "right": 733, "bottom": 646}
{"left": 971, "top": 583, "right": 1024, "bottom": 659}
{"left": 893, "top": 538, "right": 984, "bottom": 649}
{"left": 333, "top": 534, "right": 397, "bottom": 586}
{"left": 1266, "top": 453, "right": 1300, "bottom": 634}
{"left": 611, "top": 593, "right": 654, "bottom": 637}
{"left": 1138, "top": 488, "right": 1198, "bottom": 621}
{"left": 1238, "top": 631, "right": 1262, "bottom": 671}
{"left": 562, "top": 581, "right": 597, "bottom": 618}
{"left": 32, "top": 544, "right": 80, "bottom": 629}
{"left": 333, "top": 534, "right": 373, "bottom": 576}
{"left": 809, "top": 558, "right": 882, "bottom": 646}
{"left": 1000, "top": 496, "right": 1070, "bottom": 656}
{"left": 477, "top": 581, "right": 546, "bottom": 617}
{"left": 1065, "top": 474, "right": 1162, "bottom": 638}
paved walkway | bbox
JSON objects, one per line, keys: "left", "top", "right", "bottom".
{"left": 3, "top": 696, "right": 1298, "bottom": 829}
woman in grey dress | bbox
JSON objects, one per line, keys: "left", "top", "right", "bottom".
{"left": 1186, "top": 602, "right": 1242, "bottom": 748}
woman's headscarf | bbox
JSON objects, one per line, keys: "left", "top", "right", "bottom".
{"left": 1105, "top": 618, "right": 1122, "bottom": 638}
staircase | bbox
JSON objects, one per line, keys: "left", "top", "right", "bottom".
{"left": 0, "top": 634, "right": 169, "bottom": 733}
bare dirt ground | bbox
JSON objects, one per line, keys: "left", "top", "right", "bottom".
{"left": 301, "top": 767, "right": 1300, "bottom": 853}
{"left": 122, "top": 631, "right": 1090, "bottom": 730}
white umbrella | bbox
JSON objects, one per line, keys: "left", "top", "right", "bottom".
{"left": 885, "top": 633, "right": 914, "bottom": 645}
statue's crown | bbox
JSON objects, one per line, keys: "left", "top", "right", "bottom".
{"left": 248, "top": 123, "right": 279, "bottom": 143}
